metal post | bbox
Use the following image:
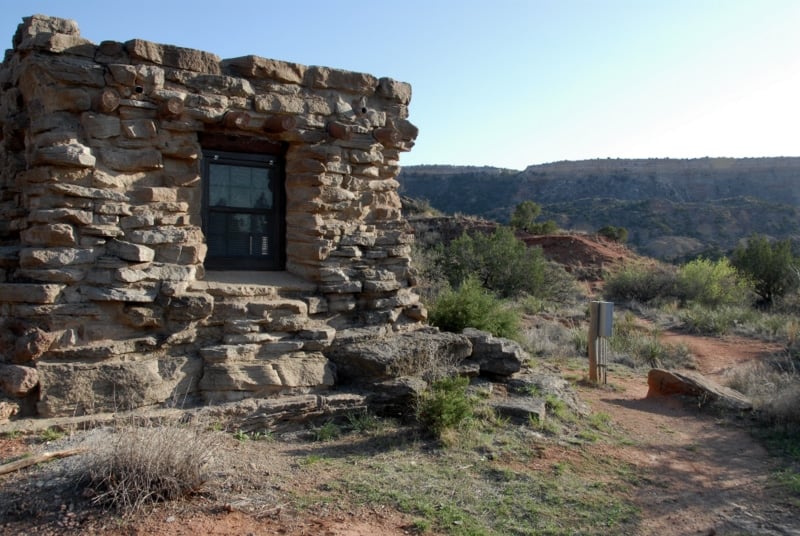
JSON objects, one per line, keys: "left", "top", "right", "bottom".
{"left": 588, "top": 301, "right": 613, "bottom": 384}
{"left": 588, "top": 302, "right": 599, "bottom": 383}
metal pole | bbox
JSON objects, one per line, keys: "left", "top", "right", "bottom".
{"left": 588, "top": 302, "right": 599, "bottom": 383}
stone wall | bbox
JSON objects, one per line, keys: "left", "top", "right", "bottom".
{"left": 0, "top": 15, "right": 424, "bottom": 418}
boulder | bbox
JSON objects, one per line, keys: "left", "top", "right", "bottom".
{"left": 462, "top": 328, "right": 527, "bottom": 378}
{"left": 36, "top": 355, "right": 202, "bottom": 417}
{"left": 646, "top": 368, "right": 752, "bottom": 411}
{"left": 13, "top": 327, "right": 57, "bottom": 363}
{"left": 366, "top": 376, "right": 429, "bottom": 418}
{"left": 491, "top": 397, "right": 547, "bottom": 423}
{"left": 0, "top": 364, "right": 39, "bottom": 397}
{"left": 328, "top": 328, "right": 471, "bottom": 382}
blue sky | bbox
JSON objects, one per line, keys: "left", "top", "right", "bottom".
{"left": 2, "top": 0, "right": 799, "bottom": 169}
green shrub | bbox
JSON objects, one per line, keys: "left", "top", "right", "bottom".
{"left": 603, "top": 263, "right": 678, "bottom": 304}
{"left": 676, "top": 257, "right": 751, "bottom": 307}
{"left": 527, "top": 219, "right": 558, "bottom": 235}
{"left": 732, "top": 234, "right": 799, "bottom": 305}
{"left": 428, "top": 276, "right": 520, "bottom": 340}
{"left": 416, "top": 376, "right": 476, "bottom": 438}
{"left": 597, "top": 225, "right": 628, "bottom": 243}
{"left": 443, "top": 227, "right": 548, "bottom": 298}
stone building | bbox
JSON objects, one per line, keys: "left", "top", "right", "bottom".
{"left": 0, "top": 14, "right": 428, "bottom": 418}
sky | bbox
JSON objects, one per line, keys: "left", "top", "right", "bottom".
{"left": 2, "top": 0, "right": 799, "bottom": 170}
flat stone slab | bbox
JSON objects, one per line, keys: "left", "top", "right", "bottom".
{"left": 491, "top": 397, "right": 547, "bottom": 423}
{"left": 647, "top": 368, "right": 752, "bottom": 411}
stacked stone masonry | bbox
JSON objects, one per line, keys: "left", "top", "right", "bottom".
{"left": 0, "top": 15, "right": 425, "bottom": 418}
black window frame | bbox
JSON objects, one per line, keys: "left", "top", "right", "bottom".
{"left": 201, "top": 149, "right": 286, "bottom": 271}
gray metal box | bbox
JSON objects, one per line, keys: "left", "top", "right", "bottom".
{"left": 596, "top": 301, "right": 613, "bottom": 337}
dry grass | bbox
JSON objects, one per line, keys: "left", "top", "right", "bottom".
{"left": 727, "top": 352, "right": 800, "bottom": 426}
{"left": 84, "top": 418, "right": 225, "bottom": 514}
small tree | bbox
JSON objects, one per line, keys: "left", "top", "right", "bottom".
{"left": 598, "top": 225, "right": 628, "bottom": 243}
{"left": 510, "top": 200, "right": 559, "bottom": 235}
{"left": 731, "top": 235, "right": 799, "bottom": 305}
{"left": 510, "top": 200, "right": 542, "bottom": 232}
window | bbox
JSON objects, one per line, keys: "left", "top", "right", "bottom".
{"left": 201, "top": 150, "right": 285, "bottom": 270}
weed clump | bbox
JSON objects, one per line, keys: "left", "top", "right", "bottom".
{"left": 85, "top": 419, "right": 223, "bottom": 514}
{"left": 312, "top": 420, "right": 342, "bottom": 442}
{"left": 416, "top": 376, "right": 476, "bottom": 440}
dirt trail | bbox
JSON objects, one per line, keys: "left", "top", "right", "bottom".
{"left": 577, "top": 332, "right": 799, "bottom": 535}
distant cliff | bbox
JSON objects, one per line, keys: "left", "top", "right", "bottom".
{"left": 398, "top": 158, "right": 800, "bottom": 260}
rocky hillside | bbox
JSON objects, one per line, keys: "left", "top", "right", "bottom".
{"left": 398, "top": 158, "right": 800, "bottom": 261}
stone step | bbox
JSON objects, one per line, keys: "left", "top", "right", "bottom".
{"left": 208, "top": 298, "right": 311, "bottom": 330}
{"left": 199, "top": 327, "right": 333, "bottom": 363}
{"left": 199, "top": 352, "right": 335, "bottom": 400}
{"left": 190, "top": 271, "right": 316, "bottom": 299}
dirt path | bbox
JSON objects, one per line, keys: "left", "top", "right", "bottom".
{"left": 577, "top": 332, "right": 799, "bottom": 535}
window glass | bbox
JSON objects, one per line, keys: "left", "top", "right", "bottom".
{"left": 202, "top": 149, "right": 283, "bottom": 270}
{"left": 209, "top": 164, "right": 273, "bottom": 209}
{"left": 207, "top": 212, "right": 271, "bottom": 257}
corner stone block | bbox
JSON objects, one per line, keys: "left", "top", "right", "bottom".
{"left": 306, "top": 66, "right": 377, "bottom": 94}
{"left": 376, "top": 78, "right": 412, "bottom": 104}
{"left": 32, "top": 143, "right": 96, "bottom": 168}
{"left": 81, "top": 113, "right": 121, "bottom": 139}
{"left": 34, "top": 87, "right": 92, "bottom": 113}
{"left": 29, "top": 208, "right": 94, "bottom": 225}
{"left": 125, "top": 39, "right": 222, "bottom": 75}
{"left": 0, "top": 283, "right": 64, "bottom": 303}
{"left": 133, "top": 187, "right": 178, "bottom": 203}
{"left": 19, "top": 247, "right": 97, "bottom": 269}
{"left": 21, "top": 223, "right": 77, "bottom": 247}
{"left": 121, "top": 119, "right": 158, "bottom": 139}
{"left": 82, "top": 284, "right": 159, "bottom": 303}
{"left": 253, "top": 93, "right": 305, "bottom": 115}
{"left": 32, "top": 33, "right": 95, "bottom": 56}
{"left": 100, "top": 147, "right": 163, "bottom": 171}
{"left": 14, "top": 15, "right": 80, "bottom": 45}
{"left": 107, "top": 239, "right": 156, "bottom": 262}
{"left": 223, "top": 55, "right": 306, "bottom": 84}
